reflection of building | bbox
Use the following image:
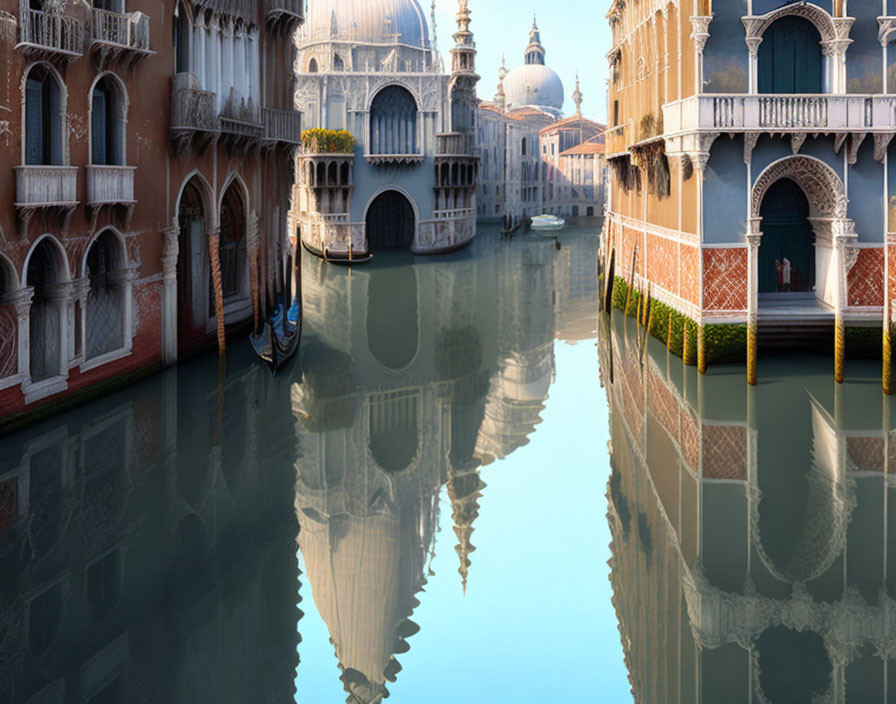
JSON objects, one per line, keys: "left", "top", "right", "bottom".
{"left": 292, "top": 0, "right": 480, "bottom": 260}
{"left": 604, "top": 1, "right": 895, "bottom": 367}
{"left": 0, "top": 1, "right": 302, "bottom": 424}
{"left": 0, "top": 357, "right": 299, "bottom": 704}
{"left": 476, "top": 20, "right": 606, "bottom": 221}
{"left": 601, "top": 315, "right": 896, "bottom": 702}
{"left": 293, "top": 229, "right": 580, "bottom": 701}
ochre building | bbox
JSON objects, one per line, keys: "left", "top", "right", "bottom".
{"left": 0, "top": 0, "right": 302, "bottom": 426}
{"left": 604, "top": 0, "right": 896, "bottom": 380}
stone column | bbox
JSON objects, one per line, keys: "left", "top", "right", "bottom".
{"left": 12, "top": 287, "right": 34, "bottom": 385}
{"left": 71, "top": 277, "right": 90, "bottom": 362}
{"left": 161, "top": 220, "right": 180, "bottom": 366}
{"left": 110, "top": 266, "right": 137, "bottom": 353}
{"left": 746, "top": 228, "right": 761, "bottom": 386}
{"left": 45, "top": 281, "right": 74, "bottom": 378}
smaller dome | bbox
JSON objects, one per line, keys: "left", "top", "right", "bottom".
{"left": 298, "top": 0, "right": 430, "bottom": 48}
{"left": 503, "top": 64, "right": 564, "bottom": 113}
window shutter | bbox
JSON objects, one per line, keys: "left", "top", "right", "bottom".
{"left": 92, "top": 89, "right": 107, "bottom": 165}
{"left": 25, "top": 79, "right": 43, "bottom": 165}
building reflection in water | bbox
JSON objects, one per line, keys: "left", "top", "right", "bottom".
{"left": 0, "top": 225, "right": 600, "bottom": 704}
{"left": 600, "top": 313, "right": 896, "bottom": 703}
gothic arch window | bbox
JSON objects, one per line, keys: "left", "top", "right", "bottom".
{"left": 85, "top": 230, "right": 127, "bottom": 361}
{"left": 333, "top": 53, "right": 344, "bottom": 71}
{"left": 24, "top": 64, "right": 64, "bottom": 166}
{"left": 758, "top": 16, "right": 823, "bottom": 94}
{"left": 308, "top": 57, "right": 319, "bottom": 73}
{"left": 90, "top": 75, "right": 126, "bottom": 166}
{"left": 26, "top": 238, "right": 68, "bottom": 383}
{"left": 177, "top": 178, "right": 207, "bottom": 353}
{"left": 173, "top": 2, "right": 193, "bottom": 75}
{"left": 217, "top": 182, "right": 247, "bottom": 302}
{"left": 369, "top": 85, "right": 418, "bottom": 155}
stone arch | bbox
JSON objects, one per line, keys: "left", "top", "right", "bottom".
{"left": 174, "top": 170, "right": 214, "bottom": 226}
{"left": 363, "top": 186, "right": 419, "bottom": 251}
{"left": 0, "top": 253, "right": 19, "bottom": 296}
{"left": 25, "top": 235, "right": 70, "bottom": 384}
{"left": 745, "top": 3, "right": 839, "bottom": 46}
{"left": 23, "top": 234, "right": 70, "bottom": 284}
{"left": 369, "top": 83, "right": 420, "bottom": 155}
{"left": 21, "top": 61, "right": 68, "bottom": 166}
{"left": 82, "top": 229, "right": 130, "bottom": 362}
{"left": 751, "top": 156, "right": 847, "bottom": 224}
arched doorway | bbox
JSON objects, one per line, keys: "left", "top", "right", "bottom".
{"left": 758, "top": 16, "right": 823, "bottom": 94}
{"left": 27, "top": 239, "right": 67, "bottom": 383}
{"left": 85, "top": 230, "right": 126, "bottom": 360}
{"left": 177, "top": 180, "right": 206, "bottom": 354}
{"left": 365, "top": 190, "right": 416, "bottom": 251}
{"left": 759, "top": 178, "right": 815, "bottom": 294}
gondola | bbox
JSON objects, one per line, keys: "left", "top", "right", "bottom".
{"left": 251, "top": 249, "right": 302, "bottom": 374}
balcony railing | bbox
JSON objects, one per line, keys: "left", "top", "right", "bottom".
{"left": 16, "top": 4, "right": 85, "bottom": 61}
{"left": 86, "top": 166, "right": 136, "bottom": 205}
{"left": 263, "top": 108, "right": 301, "bottom": 145}
{"left": 264, "top": 0, "right": 303, "bottom": 24}
{"left": 171, "top": 74, "right": 218, "bottom": 133}
{"left": 91, "top": 8, "right": 151, "bottom": 53}
{"left": 193, "top": 0, "right": 257, "bottom": 26}
{"left": 664, "top": 95, "right": 896, "bottom": 134}
{"left": 604, "top": 123, "right": 629, "bottom": 156}
{"left": 14, "top": 166, "right": 78, "bottom": 206}
{"left": 436, "top": 132, "right": 474, "bottom": 156}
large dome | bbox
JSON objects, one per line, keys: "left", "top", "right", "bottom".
{"left": 503, "top": 64, "right": 564, "bottom": 112}
{"left": 298, "top": 0, "right": 431, "bottom": 48}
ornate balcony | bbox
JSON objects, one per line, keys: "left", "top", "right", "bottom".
{"left": 14, "top": 165, "right": 78, "bottom": 235}
{"left": 86, "top": 165, "right": 136, "bottom": 230}
{"left": 436, "top": 132, "right": 475, "bottom": 156}
{"left": 90, "top": 8, "right": 152, "bottom": 70}
{"left": 193, "top": 0, "right": 257, "bottom": 26}
{"left": 16, "top": 3, "right": 85, "bottom": 63}
{"left": 664, "top": 95, "right": 896, "bottom": 134}
{"left": 220, "top": 98, "right": 264, "bottom": 156}
{"left": 604, "top": 123, "right": 629, "bottom": 157}
{"left": 170, "top": 73, "right": 219, "bottom": 154}
{"left": 263, "top": 108, "right": 302, "bottom": 147}
{"left": 264, "top": 0, "right": 303, "bottom": 30}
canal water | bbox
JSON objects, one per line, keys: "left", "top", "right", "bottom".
{"left": 3, "top": 221, "right": 891, "bottom": 703}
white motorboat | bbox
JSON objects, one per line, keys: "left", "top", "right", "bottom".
{"left": 530, "top": 214, "right": 566, "bottom": 234}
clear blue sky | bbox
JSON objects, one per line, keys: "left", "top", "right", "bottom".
{"left": 433, "top": 0, "right": 613, "bottom": 123}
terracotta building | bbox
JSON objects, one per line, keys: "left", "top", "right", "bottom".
{"left": 0, "top": 0, "right": 302, "bottom": 426}
{"left": 604, "top": 0, "right": 896, "bottom": 383}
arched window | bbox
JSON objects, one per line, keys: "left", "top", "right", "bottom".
{"left": 758, "top": 16, "right": 823, "bottom": 94}
{"left": 521, "top": 138, "right": 527, "bottom": 156}
{"left": 369, "top": 85, "right": 418, "bottom": 155}
{"left": 85, "top": 231, "right": 126, "bottom": 360}
{"left": 217, "top": 183, "right": 247, "bottom": 301}
{"left": 24, "top": 65, "right": 63, "bottom": 165}
{"left": 333, "top": 53, "right": 344, "bottom": 71}
{"left": 27, "top": 239, "right": 67, "bottom": 382}
{"left": 308, "top": 58, "right": 319, "bottom": 73}
{"left": 91, "top": 76, "right": 125, "bottom": 165}
{"left": 173, "top": 2, "right": 191, "bottom": 75}
{"left": 177, "top": 179, "right": 206, "bottom": 353}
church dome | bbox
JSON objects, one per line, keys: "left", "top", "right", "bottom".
{"left": 298, "top": 0, "right": 431, "bottom": 48}
{"left": 503, "top": 63, "right": 564, "bottom": 112}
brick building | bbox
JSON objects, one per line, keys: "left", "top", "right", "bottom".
{"left": 0, "top": 0, "right": 302, "bottom": 425}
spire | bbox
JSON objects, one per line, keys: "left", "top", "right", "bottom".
{"left": 495, "top": 56, "right": 507, "bottom": 112}
{"left": 572, "top": 73, "right": 583, "bottom": 115}
{"left": 430, "top": 0, "right": 440, "bottom": 69}
{"left": 448, "top": 468, "right": 486, "bottom": 595}
{"left": 525, "top": 13, "right": 545, "bottom": 66}
{"left": 449, "top": 0, "right": 480, "bottom": 136}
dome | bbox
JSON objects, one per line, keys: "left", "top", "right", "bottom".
{"left": 298, "top": 0, "right": 431, "bottom": 48}
{"left": 503, "top": 64, "right": 564, "bottom": 112}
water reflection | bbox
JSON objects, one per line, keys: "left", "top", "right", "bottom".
{"left": 600, "top": 314, "right": 896, "bottom": 703}
{"left": 0, "top": 224, "right": 601, "bottom": 703}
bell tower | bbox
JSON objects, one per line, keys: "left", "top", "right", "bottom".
{"left": 449, "top": 0, "right": 480, "bottom": 136}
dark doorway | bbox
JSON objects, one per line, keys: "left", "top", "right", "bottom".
{"left": 177, "top": 181, "right": 206, "bottom": 354}
{"left": 365, "top": 190, "right": 415, "bottom": 251}
{"left": 759, "top": 178, "right": 815, "bottom": 294}
{"left": 758, "top": 16, "right": 823, "bottom": 94}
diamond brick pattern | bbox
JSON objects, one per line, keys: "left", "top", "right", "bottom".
{"left": 704, "top": 248, "right": 748, "bottom": 312}
{"left": 702, "top": 425, "right": 747, "bottom": 480}
{"left": 848, "top": 248, "right": 883, "bottom": 307}
{"left": 648, "top": 370, "right": 679, "bottom": 438}
{"left": 846, "top": 436, "right": 885, "bottom": 473}
{"left": 680, "top": 408, "right": 700, "bottom": 470}
{"left": 646, "top": 233, "right": 677, "bottom": 293}
{"left": 680, "top": 245, "right": 700, "bottom": 306}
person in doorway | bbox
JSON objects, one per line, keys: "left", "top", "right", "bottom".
{"left": 782, "top": 258, "right": 792, "bottom": 292}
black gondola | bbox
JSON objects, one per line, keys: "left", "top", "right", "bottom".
{"left": 251, "top": 247, "right": 302, "bottom": 374}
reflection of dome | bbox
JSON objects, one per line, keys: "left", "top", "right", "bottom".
{"left": 503, "top": 64, "right": 564, "bottom": 112}
{"left": 298, "top": 0, "right": 431, "bottom": 48}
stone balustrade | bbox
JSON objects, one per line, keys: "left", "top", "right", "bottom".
{"left": 433, "top": 208, "right": 476, "bottom": 220}
{"left": 664, "top": 95, "right": 896, "bottom": 134}
{"left": 170, "top": 74, "right": 218, "bottom": 132}
{"left": 17, "top": 3, "right": 85, "bottom": 60}
{"left": 91, "top": 8, "right": 151, "bottom": 53}
{"left": 263, "top": 108, "right": 301, "bottom": 145}
{"left": 86, "top": 166, "right": 136, "bottom": 205}
{"left": 14, "top": 166, "right": 78, "bottom": 206}
{"left": 436, "top": 132, "right": 474, "bottom": 156}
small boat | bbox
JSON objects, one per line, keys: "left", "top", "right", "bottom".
{"left": 252, "top": 251, "right": 302, "bottom": 374}
{"left": 530, "top": 214, "right": 566, "bottom": 234}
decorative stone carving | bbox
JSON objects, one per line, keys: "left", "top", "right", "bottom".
{"left": 743, "top": 132, "right": 760, "bottom": 164}
{"left": 743, "top": 4, "right": 849, "bottom": 48}
{"left": 879, "top": 16, "right": 896, "bottom": 47}
{"left": 791, "top": 133, "right": 807, "bottom": 155}
{"left": 751, "top": 156, "right": 848, "bottom": 221}
{"left": 847, "top": 133, "right": 867, "bottom": 165}
{"left": 874, "top": 134, "right": 893, "bottom": 163}
{"left": 689, "top": 15, "right": 712, "bottom": 55}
